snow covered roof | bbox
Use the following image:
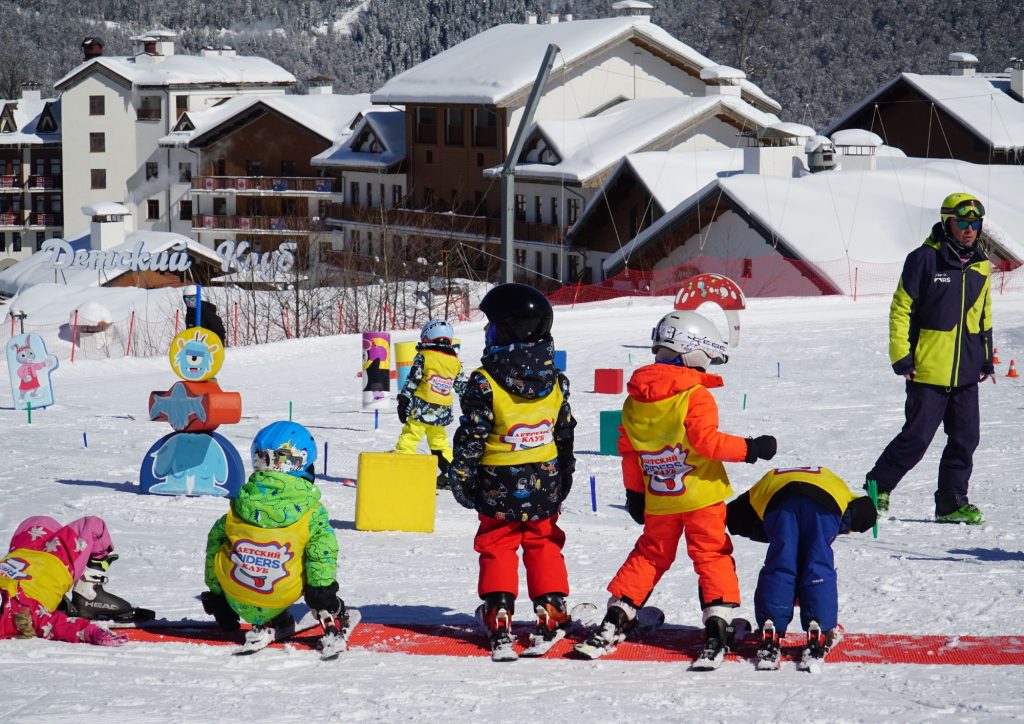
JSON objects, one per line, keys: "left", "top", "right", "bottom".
{"left": 948, "top": 51, "right": 978, "bottom": 64}
{"left": 370, "top": 16, "right": 780, "bottom": 112}
{"left": 827, "top": 73, "right": 1024, "bottom": 151}
{"left": 159, "top": 93, "right": 372, "bottom": 148}
{"left": 0, "top": 97, "right": 60, "bottom": 145}
{"left": 612, "top": 1, "right": 654, "bottom": 9}
{"left": 700, "top": 65, "right": 745, "bottom": 82}
{"left": 831, "top": 129, "right": 883, "bottom": 148}
{"left": 483, "top": 96, "right": 777, "bottom": 184}
{"left": 0, "top": 232, "right": 222, "bottom": 296}
{"left": 312, "top": 108, "right": 407, "bottom": 171}
{"left": 604, "top": 157, "right": 1024, "bottom": 290}
{"left": 55, "top": 54, "right": 296, "bottom": 91}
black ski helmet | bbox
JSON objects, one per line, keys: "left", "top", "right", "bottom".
{"left": 479, "top": 283, "right": 553, "bottom": 345}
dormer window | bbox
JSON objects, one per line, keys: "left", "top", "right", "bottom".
{"left": 0, "top": 105, "right": 16, "bottom": 133}
{"left": 37, "top": 106, "right": 58, "bottom": 133}
{"left": 523, "top": 134, "right": 560, "bottom": 165}
{"left": 173, "top": 114, "right": 195, "bottom": 132}
{"left": 353, "top": 127, "right": 384, "bottom": 153}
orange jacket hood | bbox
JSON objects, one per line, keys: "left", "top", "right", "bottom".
{"left": 627, "top": 363, "right": 724, "bottom": 402}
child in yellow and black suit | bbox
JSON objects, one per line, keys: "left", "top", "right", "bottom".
{"left": 395, "top": 319, "right": 466, "bottom": 486}
{"left": 448, "top": 284, "right": 576, "bottom": 660}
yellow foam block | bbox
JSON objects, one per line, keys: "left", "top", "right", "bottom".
{"left": 355, "top": 452, "right": 437, "bottom": 533}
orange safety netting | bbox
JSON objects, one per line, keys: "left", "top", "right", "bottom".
{"left": 549, "top": 256, "right": 1024, "bottom": 306}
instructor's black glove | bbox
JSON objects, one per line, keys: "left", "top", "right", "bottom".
{"left": 304, "top": 581, "right": 341, "bottom": 614}
{"left": 397, "top": 396, "right": 410, "bottom": 424}
{"left": 201, "top": 590, "right": 240, "bottom": 631}
{"left": 744, "top": 435, "right": 777, "bottom": 464}
{"left": 625, "top": 490, "right": 646, "bottom": 525}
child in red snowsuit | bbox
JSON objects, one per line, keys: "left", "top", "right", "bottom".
{"left": 0, "top": 516, "right": 127, "bottom": 646}
{"left": 448, "top": 284, "right": 576, "bottom": 657}
{"left": 577, "top": 311, "right": 776, "bottom": 662}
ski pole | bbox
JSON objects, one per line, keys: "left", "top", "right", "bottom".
{"left": 867, "top": 479, "right": 879, "bottom": 539}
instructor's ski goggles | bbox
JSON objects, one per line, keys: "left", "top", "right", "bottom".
{"left": 954, "top": 219, "right": 982, "bottom": 231}
{"left": 942, "top": 199, "right": 985, "bottom": 219}
{"left": 183, "top": 295, "right": 198, "bottom": 305}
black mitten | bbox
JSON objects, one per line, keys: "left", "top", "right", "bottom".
{"left": 304, "top": 581, "right": 341, "bottom": 614}
{"left": 397, "top": 395, "right": 410, "bottom": 424}
{"left": 744, "top": 435, "right": 777, "bottom": 463}
{"left": 625, "top": 490, "right": 646, "bottom": 525}
{"left": 201, "top": 591, "right": 240, "bottom": 631}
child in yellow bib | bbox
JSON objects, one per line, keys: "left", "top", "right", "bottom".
{"left": 395, "top": 319, "right": 467, "bottom": 486}
{"left": 202, "top": 421, "right": 349, "bottom": 639}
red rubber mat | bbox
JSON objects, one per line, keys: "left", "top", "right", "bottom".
{"left": 122, "top": 623, "right": 1024, "bottom": 665}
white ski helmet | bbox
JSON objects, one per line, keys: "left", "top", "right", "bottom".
{"left": 182, "top": 284, "right": 199, "bottom": 298}
{"left": 651, "top": 311, "right": 729, "bottom": 369}
{"left": 421, "top": 318, "right": 454, "bottom": 343}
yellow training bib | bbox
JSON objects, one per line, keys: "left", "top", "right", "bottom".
{"left": 479, "top": 369, "right": 562, "bottom": 466}
{"left": 747, "top": 466, "right": 859, "bottom": 519}
{"left": 414, "top": 349, "right": 462, "bottom": 406}
{"left": 0, "top": 549, "right": 73, "bottom": 612}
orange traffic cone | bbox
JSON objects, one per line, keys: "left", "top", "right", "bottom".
{"left": 1008, "top": 360, "right": 1020, "bottom": 378}
{"left": 993, "top": 348, "right": 1001, "bottom": 364}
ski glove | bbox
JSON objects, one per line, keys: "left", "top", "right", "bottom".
{"left": 625, "top": 490, "right": 646, "bottom": 525}
{"left": 450, "top": 470, "right": 477, "bottom": 510}
{"left": 744, "top": 435, "right": 777, "bottom": 464}
{"left": 83, "top": 626, "right": 128, "bottom": 647}
{"left": 201, "top": 590, "right": 241, "bottom": 631}
{"left": 304, "top": 582, "right": 342, "bottom": 615}
{"left": 397, "top": 395, "right": 410, "bottom": 424}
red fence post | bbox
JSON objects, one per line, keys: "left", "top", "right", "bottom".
{"left": 853, "top": 267, "right": 859, "bottom": 302}
{"left": 70, "top": 310, "right": 79, "bottom": 363}
{"left": 233, "top": 303, "right": 239, "bottom": 346}
{"left": 174, "top": 308, "right": 180, "bottom": 334}
{"left": 125, "top": 311, "right": 136, "bottom": 356}
{"left": 337, "top": 301, "right": 344, "bottom": 335}
{"left": 283, "top": 307, "right": 291, "bottom": 339}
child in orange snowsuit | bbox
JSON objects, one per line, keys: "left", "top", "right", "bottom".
{"left": 577, "top": 311, "right": 776, "bottom": 661}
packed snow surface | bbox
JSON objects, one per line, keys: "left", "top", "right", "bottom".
{"left": 2, "top": 292, "right": 1024, "bottom": 723}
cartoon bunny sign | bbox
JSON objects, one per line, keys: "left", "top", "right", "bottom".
{"left": 6, "top": 333, "right": 59, "bottom": 410}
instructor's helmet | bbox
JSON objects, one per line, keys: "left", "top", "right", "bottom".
{"left": 182, "top": 284, "right": 199, "bottom": 306}
{"left": 940, "top": 192, "right": 985, "bottom": 231}
{"left": 420, "top": 319, "right": 454, "bottom": 345}
{"left": 251, "top": 421, "right": 317, "bottom": 479}
{"left": 480, "top": 283, "right": 553, "bottom": 347}
{"left": 651, "top": 311, "right": 729, "bottom": 370}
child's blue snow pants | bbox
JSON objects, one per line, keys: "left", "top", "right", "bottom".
{"left": 754, "top": 495, "right": 841, "bottom": 634}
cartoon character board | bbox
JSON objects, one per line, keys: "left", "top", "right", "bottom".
{"left": 6, "top": 333, "right": 59, "bottom": 410}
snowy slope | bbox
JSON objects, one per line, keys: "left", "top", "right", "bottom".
{"left": 2, "top": 293, "right": 1024, "bottom": 723}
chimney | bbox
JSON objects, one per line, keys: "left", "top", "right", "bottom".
{"left": 948, "top": 51, "right": 978, "bottom": 77}
{"left": 81, "top": 37, "right": 105, "bottom": 61}
{"left": 700, "top": 65, "right": 744, "bottom": 97}
{"left": 547, "top": 13, "right": 560, "bottom": 24}
{"left": 307, "top": 76, "right": 334, "bottom": 95}
{"left": 611, "top": 0, "right": 654, "bottom": 17}
{"left": 1011, "top": 57, "right": 1024, "bottom": 101}
{"left": 525, "top": 11, "right": 537, "bottom": 24}
{"left": 82, "top": 202, "right": 131, "bottom": 251}
{"left": 132, "top": 31, "right": 176, "bottom": 61}
{"left": 200, "top": 46, "right": 236, "bottom": 57}
{"left": 743, "top": 123, "right": 814, "bottom": 177}
{"left": 19, "top": 82, "right": 42, "bottom": 102}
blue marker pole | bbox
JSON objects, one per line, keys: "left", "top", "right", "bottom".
{"left": 589, "top": 475, "right": 597, "bottom": 512}
{"left": 323, "top": 441, "right": 329, "bottom": 477}
{"left": 777, "top": 361, "right": 781, "bottom": 378}
{"left": 374, "top": 409, "right": 379, "bottom": 431}
{"left": 83, "top": 431, "right": 88, "bottom": 448}
{"left": 195, "top": 284, "right": 203, "bottom": 329}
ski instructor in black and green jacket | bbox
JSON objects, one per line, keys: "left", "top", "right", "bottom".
{"left": 866, "top": 192, "right": 994, "bottom": 525}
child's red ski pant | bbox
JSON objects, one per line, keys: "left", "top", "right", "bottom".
{"left": 474, "top": 514, "right": 569, "bottom": 600}
{"left": 607, "top": 502, "right": 739, "bottom": 607}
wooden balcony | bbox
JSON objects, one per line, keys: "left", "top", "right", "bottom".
{"left": 191, "top": 176, "right": 335, "bottom": 194}
{"left": 0, "top": 212, "right": 24, "bottom": 227}
{"left": 0, "top": 175, "right": 21, "bottom": 191}
{"left": 28, "top": 212, "right": 63, "bottom": 227}
{"left": 325, "top": 203, "right": 567, "bottom": 245}
{"left": 136, "top": 108, "right": 162, "bottom": 121}
{"left": 28, "top": 175, "right": 60, "bottom": 191}
{"left": 193, "top": 214, "right": 324, "bottom": 233}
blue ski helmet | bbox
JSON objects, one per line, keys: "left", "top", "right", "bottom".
{"left": 251, "top": 421, "right": 317, "bottom": 478}
{"left": 420, "top": 319, "right": 454, "bottom": 343}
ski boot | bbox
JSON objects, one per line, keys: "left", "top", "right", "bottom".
{"left": 316, "top": 598, "right": 360, "bottom": 660}
{"left": 935, "top": 503, "right": 984, "bottom": 525}
{"left": 64, "top": 554, "right": 154, "bottom": 623}
{"left": 573, "top": 597, "right": 636, "bottom": 659}
{"left": 235, "top": 609, "right": 297, "bottom": 655}
{"left": 518, "top": 593, "right": 571, "bottom": 656}
{"left": 477, "top": 592, "right": 517, "bottom": 662}
{"left": 433, "top": 450, "right": 451, "bottom": 490}
{"left": 755, "top": 619, "right": 782, "bottom": 671}
{"left": 691, "top": 606, "right": 735, "bottom": 671}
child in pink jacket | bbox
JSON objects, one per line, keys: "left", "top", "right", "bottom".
{"left": 0, "top": 516, "right": 127, "bottom": 646}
